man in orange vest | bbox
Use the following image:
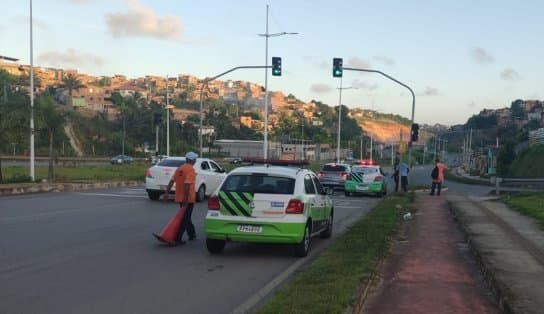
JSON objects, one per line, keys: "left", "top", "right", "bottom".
{"left": 165, "top": 152, "right": 198, "bottom": 244}
{"left": 430, "top": 158, "right": 447, "bottom": 196}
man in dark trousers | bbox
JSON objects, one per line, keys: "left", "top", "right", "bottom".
{"left": 165, "top": 152, "right": 198, "bottom": 244}
{"left": 393, "top": 152, "right": 400, "bottom": 192}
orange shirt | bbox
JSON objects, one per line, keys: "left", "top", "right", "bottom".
{"left": 172, "top": 163, "right": 196, "bottom": 203}
{"left": 433, "top": 162, "right": 447, "bottom": 183}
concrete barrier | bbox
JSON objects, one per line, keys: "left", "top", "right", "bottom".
{"left": 0, "top": 181, "right": 143, "bottom": 196}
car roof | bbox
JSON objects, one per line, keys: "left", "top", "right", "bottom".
{"left": 228, "top": 165, "right": 305, "bottom": 178}
{"left": 324, "top": 162, "right": 350, "bottom": 167}
{"left": 163, "top": 156, "right": 211, "bottom": 161}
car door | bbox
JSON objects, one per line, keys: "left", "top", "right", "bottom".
{"left": 198, "top": 160, "right": 211, "bottom": 191}
{"left": 311, "top": 174, "right": 328, "bottom": 228}
{"left": 304, "top": 174, "right": 321, "bottom": 233}
{"left": 208, "top": 160, "right": 226, "bottom": 192}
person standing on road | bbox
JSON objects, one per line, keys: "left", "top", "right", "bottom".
{"left": 430, "top": 158, "right": 447, "bottom": 196}
{"left": 400, "top": 161, "right": 409, "bottom": 192}
{"left": 164, "top": 152, "right": 198, "bottom": 244}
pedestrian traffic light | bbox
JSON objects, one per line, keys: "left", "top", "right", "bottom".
{"left": 272, "top": 57, "right": 282, "bottom": 76}
{"left": 410, "top": 123, "right": 419, "bottom": 142}
{"left": 333, "top": 58, "right": 343, "bottom": 77}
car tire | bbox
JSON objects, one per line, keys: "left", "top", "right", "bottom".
{"left": 196, "top": 185, "right": 206, "bottom": 202}
{"left": 148, "top": 191, "right": 161, "bottom": 200}
{"left": 294, "top": 223, "right": 311, "bottom": 257}
{"left": 320, "top": 211, "right": 333, "bottom": 239}
{"left": 206, "top": 238, "right": 226, "bottom": 254}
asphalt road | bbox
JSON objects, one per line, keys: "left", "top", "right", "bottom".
{"left": 0, "top": 186, "right": 385, "bottom": 314}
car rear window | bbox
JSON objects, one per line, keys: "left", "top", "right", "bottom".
{"left": 322, "top": 164, "right": 347, "bottom": 172}
{"left": 221, "top": 174, "right": 295, "bottom": 194}
{"left": 353, "top": 166, "right": 378, "bottom": 175}
{"left": 158, "top": 159, "right": 185, "bottom": 167}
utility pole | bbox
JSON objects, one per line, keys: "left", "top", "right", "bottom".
{"left": 336, "top": 77, "right": 343, "bottom": 163}
{"left": 370, "top": 135, "right": 373, "bottom": 161}
{"left": 166, "top": 75, "right": 170, "bottom": 156}
{"left": 360, "top": 133, "right": 363, "bottom": 160}
{"left": 29, "top": 0, "right": 35, "bottom": 181}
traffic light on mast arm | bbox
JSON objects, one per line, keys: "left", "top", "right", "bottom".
{"left": 272, "top": 57, "right": 282, "bottom": 76}
{"left": 333, "top": 58, "right": 343, "bottom": 77}
{"left": 410, "top": 123, "right": 420, "bottom": 142}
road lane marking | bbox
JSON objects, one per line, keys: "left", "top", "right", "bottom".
{"left": 76, "top": 192, "right": 147, "bottom": 198}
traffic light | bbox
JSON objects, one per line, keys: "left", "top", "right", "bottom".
{"left": 153, "top": 112, "right": 162, "bottom": 125}
{"left": 272, "top": 57, "right": 282, "bottom": 76}
{"left": 410, "top": 123, "right": 420, "bottom": 142}
{"left": 333, "top": 58, "right": 343, "bottom": 77}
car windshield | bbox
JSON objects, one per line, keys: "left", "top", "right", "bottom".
{"left": 221, "top": 174, "right": 295, "bottom": 194}
{"left": 322, "top": 164, "right": 347, "bottom": 172}
{"left": 353, "top": 167, "right": 379, "bottom": 175}
{"left": 158, "top": 159, "right": 185, "bottom": 167}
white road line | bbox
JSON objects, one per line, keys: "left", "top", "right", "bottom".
{"left": 76, "top": 193, "right": 147, "bottom": 198}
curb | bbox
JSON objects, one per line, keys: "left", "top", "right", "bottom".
{"left": 447, "top": 201, "right": 515, "bottom": 314}
{"left": 0, "top": 181, "right": 144, "bottom": 196}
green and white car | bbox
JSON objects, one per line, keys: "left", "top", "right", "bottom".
{"left": 344, "top": 165, "right": 388, "bottom": 197}
{"left": 204, "top": 165, "right": 334, "bottom": 257}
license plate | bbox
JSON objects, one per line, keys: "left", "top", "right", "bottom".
{"left": 237, "top": 225, "right": 263, "bottom": 234}
{"left": 357, "top": 185, "right": 369, "bottom": 191}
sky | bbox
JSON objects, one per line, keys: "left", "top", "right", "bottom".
{"left": 1, "top": 0, "right": 543, "bottom": 126}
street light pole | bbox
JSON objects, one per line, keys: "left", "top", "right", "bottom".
{"left": 29, "top": 0, "right": 35, "bottom": 181}
{"left": 258, "top": 5, "right": 298, "bottom": 159}
{"left": 166, "top": 75, "right": 170, "bottom": 156}
{"left": 336, "top": 77, "right": 343, "bottom": 163}
{"left": 335, "top": 82, "right": 356, "bottom": 163}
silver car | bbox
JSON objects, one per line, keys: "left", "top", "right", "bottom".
{"left": 317, "top": 163, "right": 352, "bottom": 190}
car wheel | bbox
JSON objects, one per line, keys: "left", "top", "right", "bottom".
{"left": 148, "top": 191, "right": 161, "bottom": 200}
{"left": 294, "top": 223, "right": 311, "bottom": 257}
{"left": 320, "top": 211, "right": 333, "bottom": 239}
{"left": 206, "top": 238, "right": 226, "bottom": 254}
{"left": 196, "top": 185, "right": 206, "bottom": 202}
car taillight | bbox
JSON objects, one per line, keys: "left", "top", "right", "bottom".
{"left": 145, "top": 169, "right": 153, "bottom": 178}
{"left": 346, "top": 174, "right": 352, "bottom": 180}
{"left": 285, "top": 199, "right": 304, "bottom": 214}
{"left": 374, "top": 176, "right": 383, "bottom": 181}
{"left": 318, "top": 172, "right": 325, "bottom": 177}
{"left": 338, "top": 172, "right": 347, "bottom": 178}
{"left": 208, "top": 195, "right": 220, "bottom": 210}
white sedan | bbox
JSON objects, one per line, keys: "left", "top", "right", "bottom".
{"left": 145, "top": 157, "right": 227, "bottom": 201}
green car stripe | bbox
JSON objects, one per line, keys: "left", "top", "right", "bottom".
{"left": 225, "top": 192, "right": 251, "bottom": 217}
{"left": 350, "top": 172, "right": 363, "bottom": 183}
{"left": 219, "top": 191, "right": 239, "bottom": 216}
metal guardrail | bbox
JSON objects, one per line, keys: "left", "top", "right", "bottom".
{"left": 491, "top": 176, "right": 544, "bottom": 195}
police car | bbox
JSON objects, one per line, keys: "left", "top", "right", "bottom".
{"left": 204, "top": 165, "right": 334, "bottom": 257}
{"left": 344, "top": 164, "right": 388, "bottom": 197}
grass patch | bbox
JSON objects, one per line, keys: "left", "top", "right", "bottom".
{"left": 257, "top": 195, "right": 412, "bottom": 314}
{"left": 501, "top": 192, "right": 544, "bottom": 229}
{"left": 1, "top": 163, "right": 147, "bottom": 183}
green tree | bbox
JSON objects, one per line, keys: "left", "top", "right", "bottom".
{"left": 60, "top": 74, "right": 84, "bottom": 106}
{"left": 496, "top": 140, "right": 516, "bottom": 175}
{"left": 37, "top": 93, "right": 64, "bottom": 180}
{"left": 511, "top": 99, "right": 524, "bottom": 119}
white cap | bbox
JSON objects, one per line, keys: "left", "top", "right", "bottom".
{"left": 185, "top": 151, "right": 198, "bottom": 161}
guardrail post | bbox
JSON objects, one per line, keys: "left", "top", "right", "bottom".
{"left": 496, "top": 177, "right": 501, "bottom": 196}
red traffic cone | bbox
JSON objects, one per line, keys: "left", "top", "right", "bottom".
{"left": 153, "top": 206, "right": 187, "bottom": 245}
